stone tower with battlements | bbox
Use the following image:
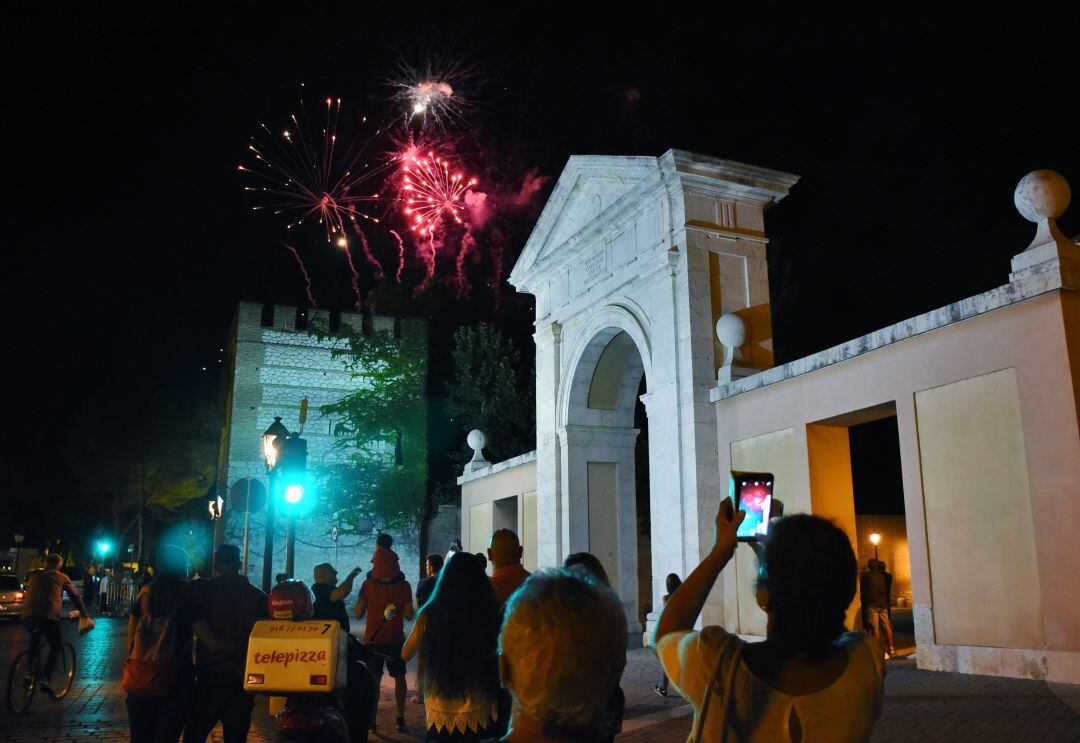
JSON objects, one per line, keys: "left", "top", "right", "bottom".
{"left": 217, "top": 302, "right": 423, "bottom": 592}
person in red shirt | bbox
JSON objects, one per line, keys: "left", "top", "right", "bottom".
{"left": 488, "top": 529, "right": 531, "bottom": 606}
{"left": 354, "top": 533, "right": 414, "bottom": 733}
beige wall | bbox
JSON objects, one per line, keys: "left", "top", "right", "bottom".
{"left": 468, "top": 503, "right": 492, "bottom": 564}
{"left": 807, "top": 425, "right": 861, "bottom": 630}
{"left": 587, "top": 462, "right": 619, "bottom": 589}
{"left": 460, "top": 458, "right": 538, "bottom": 571}
{"left": 713, "top": 290, "right": 1080, "bottom": 682}
{"left": 725, "top": 428, "right": 795, "bottom": 635}
{"left": 522, "top": 491, "right": 538, "bottom": 572}
{"left": 915, "top": 369, "right": 1043, "bottom": 649}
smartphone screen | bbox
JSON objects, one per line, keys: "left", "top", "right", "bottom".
{"left": 731, "top": 472, "right": 774, "bottom": 540}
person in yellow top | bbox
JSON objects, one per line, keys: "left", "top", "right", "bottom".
{"left": 653, "top": 500, "right": 885, "bottom": 742}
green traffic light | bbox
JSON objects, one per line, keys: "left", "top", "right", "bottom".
{"left": 284, "top": 484, "right": 304, "bottom": 504}
{"left": 98, "top": 541, "right": 111, "bottom": 554}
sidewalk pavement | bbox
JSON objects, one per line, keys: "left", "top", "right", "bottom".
{"left": 1, "top": 618, "right": 1078, "bottom": 742}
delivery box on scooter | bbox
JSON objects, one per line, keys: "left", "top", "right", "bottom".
{"left": 244, "top": 619, "right": 348, "bottom": 693}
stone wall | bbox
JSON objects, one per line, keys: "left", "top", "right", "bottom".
{"left": 220, "top": 302, "right": 423, "bottom": 590}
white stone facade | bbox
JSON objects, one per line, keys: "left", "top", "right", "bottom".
{"left": 509, "top": 151, "right": 798, "bottom": 632}
{"left": 219, "top": 302, "right": 421, "bottom": 590}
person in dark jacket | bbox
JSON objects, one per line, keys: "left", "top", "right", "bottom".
{"left": 183, "top": 544, "right": 267, "bottom": 743}
{"left": 127, "top": 545, "right": 230, "bottom": 743}
{"left": 860, "top": 559, "right": 895, "bottom": 658}
{"left": 415, "top": 553, "right": 444, "bottom": 609}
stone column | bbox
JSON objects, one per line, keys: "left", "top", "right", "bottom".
{"left": 533, "top": 322, "right": 563, "bottom": 569}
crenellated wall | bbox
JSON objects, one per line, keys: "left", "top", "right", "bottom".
{"left": 219, "top": 302, "right": 423, "bottom": 596}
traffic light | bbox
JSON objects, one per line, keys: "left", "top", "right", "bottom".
{"left": 277, "top": 434, "right": 309, "bottom": 513}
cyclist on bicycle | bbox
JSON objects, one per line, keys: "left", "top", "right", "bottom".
{"left": 22, "top": 553, "right": 88, "bottom": 689}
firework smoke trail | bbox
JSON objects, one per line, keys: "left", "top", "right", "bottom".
{"left": 285, "top": 244, "right": 317, "bottom": 307}
{"left": 455, "top": 228, "right": 476, "bottom": 298}
{"left": 414, "top": 235, "right": 437, "bottom": 296}
{"left": 349, "top": 222, "right": 384, "bottom": 280}
{"left": 389, "top": 229, "right": 406, "bottom": 283}
{"left": 341, "top": 243, "right": 363, "bottom": 311}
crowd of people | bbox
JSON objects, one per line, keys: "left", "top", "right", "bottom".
{"left": 21, "top": 498, "right": 893, "bottom": 742}
{"left": 82, "top": 564, "right": 148, "bottom": 617}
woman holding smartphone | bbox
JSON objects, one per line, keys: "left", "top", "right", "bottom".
{"left": 653, "top": 500, "right": 885, "bottom": 742}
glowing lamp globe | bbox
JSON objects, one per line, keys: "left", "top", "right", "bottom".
{"left": 284, "top": 484, "right": 304, "bottom": 504}
{"left": 869, "top": 533, "right": 881, "bottom": 546}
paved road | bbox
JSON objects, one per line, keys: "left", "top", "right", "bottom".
{"left": 1, "top": 618, "right": 1078, "bottom": 742}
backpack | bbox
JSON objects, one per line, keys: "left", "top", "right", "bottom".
{"left": 121, "top": 589, "right": 179, "bottom": 696}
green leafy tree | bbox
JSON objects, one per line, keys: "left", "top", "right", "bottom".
{"left": 444, "top": 324, "right": 535, "bottom": 473}
{"left": 312, "top": 318, "right": 428, "bottom": 535}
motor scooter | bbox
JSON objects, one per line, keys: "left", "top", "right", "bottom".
{"left": 246, "top": 580, "right": 378, "bottom": 743}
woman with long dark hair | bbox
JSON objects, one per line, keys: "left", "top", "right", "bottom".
{"left": 402, "top": 550, "right": 501, "bottom": 742}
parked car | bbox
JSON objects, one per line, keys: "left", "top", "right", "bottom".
{"left": 0, "top": 574, "right": 26, "bottom": 621}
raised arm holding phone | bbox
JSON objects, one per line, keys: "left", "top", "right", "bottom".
{"left": 652, "top": 484, "right": 886, "bottom": 742}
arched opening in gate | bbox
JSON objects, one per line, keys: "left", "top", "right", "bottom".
{"left": 563, "top": 327, "right": 651, "bottom": 630}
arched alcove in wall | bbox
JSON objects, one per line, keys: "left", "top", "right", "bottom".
{"left": 560, "top": 326, "right": 652, "bottom": 629}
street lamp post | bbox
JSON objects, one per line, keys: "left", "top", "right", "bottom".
{"left": 869, "top": 532, "right": 881, "bottom": 561}
{"left": 261, "top": 417, "right": 289, "bottom": 593}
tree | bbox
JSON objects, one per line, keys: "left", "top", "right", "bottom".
{"left": 311, "top": 318, "right": 428, "bottom": 536}
{"left": 444, "top": 323, "right": 535, "bottom": 475}
{"left": 65, "top": 384, "right": 218, "bottom": 561}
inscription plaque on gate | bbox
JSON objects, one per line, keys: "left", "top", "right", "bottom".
{"left": 583, "top": 250, "right": 606, "bottom": 285}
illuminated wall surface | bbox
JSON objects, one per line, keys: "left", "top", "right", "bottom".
{"left": 220, "top": 302, "right": 425, "bottom": 588}
{"left": 915, "top": 369, "right": 1043, "bottom": 649}
{"left": 714, "top": 287, "right": 1080, "bottom": 683}
{"left": 459, "top": 453, "right": 538, "bottom": 574}
{"left": 729, "top": 428, "right": 794, "bottom": 637}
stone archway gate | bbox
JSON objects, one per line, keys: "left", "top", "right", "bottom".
{"left": 509, "top": 150, "right": 797, "bottom": 631}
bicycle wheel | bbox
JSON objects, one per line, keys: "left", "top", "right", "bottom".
{"left": 5, "top": 650, "right": 37, "bottom": 716}
{"left": 46, "top": 643, "right": 77, "bottom": 700}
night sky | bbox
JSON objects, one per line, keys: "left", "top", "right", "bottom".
{"left": 4, "top": 7, "right": 1077, "bottom": 527}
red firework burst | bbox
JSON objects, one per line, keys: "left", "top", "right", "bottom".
{"left": 400, "top": 150, "right": 477, "bottom": 236}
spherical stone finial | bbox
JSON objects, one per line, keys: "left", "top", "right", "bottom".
{"left": 715, "top": 313, "right": 747, "bottom": 349}
{"left": 467, "top": 429, "right": 486, "bottom": 452}
{"left": 1014, "top": 169, "right": 1071, "bottom": 223}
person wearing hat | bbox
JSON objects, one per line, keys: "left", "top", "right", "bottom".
{"left": 355, "top": 533, "right": 415, "bottom": 733}
{"left": 313, "top": 562, "right": 362, "bottom": 632}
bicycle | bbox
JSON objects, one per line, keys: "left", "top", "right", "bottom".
{"left": 5, "top": 625, "right": 77, "bottom": 716}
